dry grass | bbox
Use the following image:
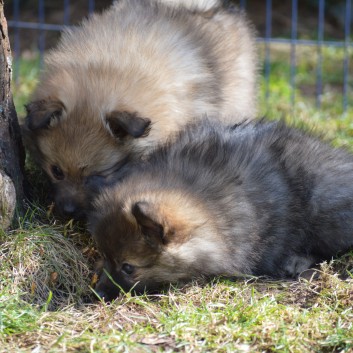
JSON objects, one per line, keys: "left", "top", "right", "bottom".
{"left": 1, "top": 228, "right": 91, "bottom": 309}
{"left": 1, "top": 215, "right": 353, "bottom": 352}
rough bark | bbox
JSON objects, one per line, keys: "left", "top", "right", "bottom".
{"left": 0, "top": 0, "right": 25, "bottom": 230}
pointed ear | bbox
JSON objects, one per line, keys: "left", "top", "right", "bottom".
{"left": 25, "top": 99, "right": 64, "bottom": 131}
{"left": 132, "top": 201, "right": 164, "bottom": 246}
{"left": 105, "top": 111, "right": 151, "bottom": 139}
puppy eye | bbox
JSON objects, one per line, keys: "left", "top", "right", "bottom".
{"left": 121, "top": 263, "right": 134, "bottom": 275}
{"left": 51, "top": 165, "right": 64, "bottom": 180}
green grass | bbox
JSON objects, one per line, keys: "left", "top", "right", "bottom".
{"left": 2, "top": 45, "right": 353, "bottom": 352}
{"left": 1, "top": 225, "right": 353, "bottom": 353}
{"left": 12, "top": 54, "right": 40, "bottom": 118}
{"left": 258, "top": 44, "right": 353, "bottom": 149}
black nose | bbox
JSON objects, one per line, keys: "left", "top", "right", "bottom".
{"left": 62, "top": 202, "right": 78, "bottom": 217}
{"left": 94, "top": 289, "right": 117, "bottom": 303}
{"left": 94, "top": 281, "right": 121, "bottom": 302}
{"left": 95, "top": 289, "right": 108, "bottom": 300}
{"left": 56, "top": 200, "right": 86, "bottom": 220}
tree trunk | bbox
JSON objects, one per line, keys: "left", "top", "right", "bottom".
{"left": 0, "top": 0, "right": 25, "bottom": 230}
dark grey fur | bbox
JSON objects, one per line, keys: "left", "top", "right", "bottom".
{"left": 90, "top": 119, "right": 353, "bottom": 297}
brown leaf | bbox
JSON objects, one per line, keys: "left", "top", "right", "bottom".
{"left": 30, "top": 282, "right": 36, "bottom": 295}
{"left": 50, "top": 272, "right": 58, "bottom": 284}
{"left": 91, "top": 273, "right": 99, "bottom": 287}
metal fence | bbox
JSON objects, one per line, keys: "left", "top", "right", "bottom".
{"left": 5, "top": 0, "right": 353, "bottom": 111}
{"left": 256, "top": 0, "right": 352, "bottom": 111}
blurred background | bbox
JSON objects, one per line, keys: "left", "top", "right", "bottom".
{"left": 3, "top": 0, "right": 353, "bottom": 146}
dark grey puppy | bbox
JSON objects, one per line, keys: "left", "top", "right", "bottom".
{"left": 89, "top": 119, "right": 353, "bottom": 299}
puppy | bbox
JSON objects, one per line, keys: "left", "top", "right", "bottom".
{"left": 89, "top": 119, "right": 353, "bottom": 299}
{"left": 22, "top": 0, "right": 258, "bottom": 219}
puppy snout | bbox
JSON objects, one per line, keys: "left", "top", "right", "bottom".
{"left": 62, "top": 201, "right": 78, "bottom": 217}
{"left": 56, "top": 199, "right": 85, "bottom": 220}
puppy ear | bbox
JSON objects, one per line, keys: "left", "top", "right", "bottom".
{"left": 25, "top": 99, "right": 64, "bottom": 131}
{"left": 132, "top": 201, "right": 164, "bottom": 246}
{"left": 106, "top": 111, "right": 151, "bottom": 139}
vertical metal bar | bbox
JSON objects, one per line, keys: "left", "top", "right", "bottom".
{"left": 290, "top": 0, "right": 298, "bottom": 108}
{"left": 13, "top": 0, "right": 20, "bottom": 83}
{"left": 38, "top": 0, "right": 45, "bottom": 68}
{"left": 343, "top": 0, "right": 352, "bottom": 112}
{"left": 64, "top": 0, "right": 70, "bottom": 25}
{"left": 264, "top": 0, "right": 272, "bottom": 107}
{"left": 316, "top": 0, "right": 325, "bottom": 108}
{"left": 88, "top": 0, "right": 95, "bottom": 14}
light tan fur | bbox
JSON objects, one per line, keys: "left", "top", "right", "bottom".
{"left": 162, "top": 0, "right": 221, "bottom": 11}
{"left": 23, "top": 0, "right": 258, "bottom": 218}
{"left": 35, "top": 1, "right": 257, "bottom": 128}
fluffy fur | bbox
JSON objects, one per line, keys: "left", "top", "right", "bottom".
{"left": 22, "top": 0, "right": 258, "bottom": 219}
{"left": 89, "top": 119, "right": 353, "bottom": 298}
